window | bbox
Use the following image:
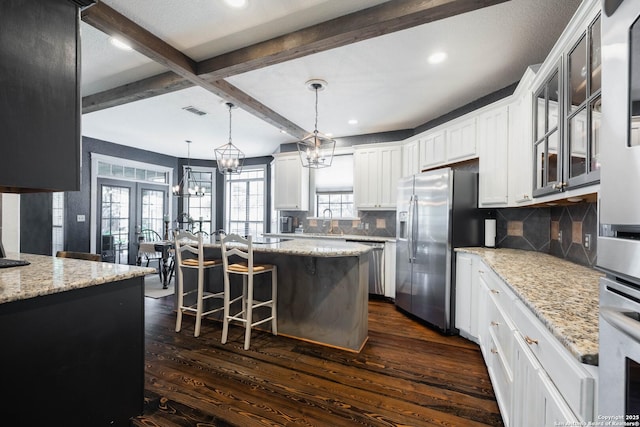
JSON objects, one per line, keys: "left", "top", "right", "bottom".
{"left": 314, "top": 154, "right": 354, "bottom": 218}
{"left": 184, "top": 168, "right": 215, "bottom": 235}
{"left": 226, "top": 166, "right": 266, "bottom": 237}
{"left": 52, "top": 192, "right": 64, "bottom": 255}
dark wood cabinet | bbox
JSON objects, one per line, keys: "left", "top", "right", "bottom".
{"left": 0, "top": 0, "right": 86, "bottom": 193}
{"left": 0, "top": 277, "right": 145, "bottom": 426}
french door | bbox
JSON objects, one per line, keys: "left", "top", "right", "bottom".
{"left": 97, "top": 178, "right": 168, "bottom": 265}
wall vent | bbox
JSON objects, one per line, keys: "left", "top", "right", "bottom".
{"left": 182, "top": 106, "right": 207, "bottom": 116}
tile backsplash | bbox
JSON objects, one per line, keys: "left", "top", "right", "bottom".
{"left": 281, "top": 201, "right": 598, "bottom": 268}
{"left": 279, "top": 210, "right": 396, "bottom": 238}
{"left": 496, "top": 202, "right": 597, "bottom": 267}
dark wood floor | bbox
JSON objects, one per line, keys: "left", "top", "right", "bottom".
{"left": 134, "top": 296, "right": 503, "bottom": 427}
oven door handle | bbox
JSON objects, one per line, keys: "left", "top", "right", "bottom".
{"left": 601, "top": 306, "right": 640, "bottom": 342}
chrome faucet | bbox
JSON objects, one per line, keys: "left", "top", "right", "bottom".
{"left": 322, "top": 208, "right": 333, "bottom": 233}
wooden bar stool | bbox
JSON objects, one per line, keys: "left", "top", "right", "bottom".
{"left": 220, "top": 234, "right": 277, "bottom": 350}
{"left": 174, "top": 230, "right": 223, "bottom": 337}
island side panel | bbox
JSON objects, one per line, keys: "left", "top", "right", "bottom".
{"left": 254, "top": 252, "right": 369, "bottom": 352}
{"left": 0, "top": 277, "right": 144, "bottom": 426}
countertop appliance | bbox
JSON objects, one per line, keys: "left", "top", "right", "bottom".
{"left": 280, "top": 216, "right": 293, "bottom": 233}
{"left": 599, "top": 0, "right": 640, "bottom": 418}
{"left": 395, "top": 167, "right": 482, "bottom": 333}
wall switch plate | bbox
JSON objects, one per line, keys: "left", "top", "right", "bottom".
{"left": 584, "top": 233, "right": 591, "bottom": 249}
{"left": 77, "top": 214, "right": 85, "bottom": 222}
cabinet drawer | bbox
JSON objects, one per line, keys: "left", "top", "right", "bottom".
{"left": 487, "top": 295, "right": 515, "bottom": 375}
{"left": 486, "top": 327, "right": 512, "bottom": 426}
{"left": 513, "top": 300, "right": 594, "bottom": 421}
{"left": 478, "top": 264, "right": 515, "bottom": 319}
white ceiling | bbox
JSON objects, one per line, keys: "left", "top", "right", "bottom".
{"left": 80, "top": 0, "right": 583, "bottom": 160}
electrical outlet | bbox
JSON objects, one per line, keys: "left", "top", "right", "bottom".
{"left": 584, "top": 233, "right": 591, "bottom": 249}
{"left": 557, "top": 230, "right": 562, "bottom": 244}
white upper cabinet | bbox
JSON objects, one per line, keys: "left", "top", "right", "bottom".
{"left": 508, "top": 69, "right": 536, "bottom": 206}
{"left": 478, "top": 104, "right": 510, "bottom": 207}
{"left": 354, "top": 143, "right": 402, "bottom": 209}
{"left": 273, "top": 153, "right": 309, "bottom": 210}
{"left": 447, "top": 118, "right": 477, "bottom": 162}
{"left": 418, "top": 118, "right": 477, "bottom": 171}
{"left": 402, "top": 139, "right": 420, "bottom": 177}
{"left": 419, "top": 130, "right": 446, "bottom": 169}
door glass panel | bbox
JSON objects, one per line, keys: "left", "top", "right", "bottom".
{"left": 569, "top": 108, "right": 588, "bottom": 178}
{"left": 141, "top": 189, "right": 165, "bottom": 237}
{"left": 569, "top": 35, "right": 587, "bottom": 113}
{"left": 536, "top": 88, "right": 546, "bottom": 140}
{"left": 591, "top": 97, "right": 602, "bottom": 171}
{"left": 548, "top": 71, "right": 559, "bottom": 130}
{"left": 547, "top": 131, "right": 559, "bottom": 184}
{"left": 590, "top": 16, "right": 601, "bottom": 94}
{"left": 101, "top": 185, "right": 130, "bottom": 264}
{"left": 535, "top": 142, "right": 546, "bottom": 189}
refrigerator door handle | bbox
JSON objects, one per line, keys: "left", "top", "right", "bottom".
{"left": 408, "top": 195, "right": 414, "bottom": 262}
{"left": 412, "top": 195, "right": 419, "bottom": 261}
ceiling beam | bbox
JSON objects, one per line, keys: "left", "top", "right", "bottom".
{"left": 197, "top": 0, "right": 510, "bottom": 79}
{"left": 82, "top": 2, "right": 309, "bottom": 138}
{"left": 81, "top": 0, "right": 508, "bottom": 134}
{"left": 82, "top": 71, "right": 194, "bottom": 114}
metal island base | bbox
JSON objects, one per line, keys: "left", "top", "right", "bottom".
{"left": 178, "top": 238, "right": 371, "bottom": 352}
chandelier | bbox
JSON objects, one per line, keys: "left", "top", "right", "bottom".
{"left": 215, "top": 102, "right": 245, "bottom": 175}
{"left": 173, "top": 140, "right": 204, "bottom": 198}
{"left": 297, "top": 79, "right": 335, "bottom": 168}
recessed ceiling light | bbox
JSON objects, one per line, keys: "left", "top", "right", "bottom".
{"left": 224, "top": 0, "right": 247, "bottom": 8}
{"left": 110, "top": 37, "right": 132, "bottom": 51}
{"left": 428, "top": 51, "right": 447, "bottom": 64}
{"left": 348, "top": 119, "right": 358, "bottom": 125}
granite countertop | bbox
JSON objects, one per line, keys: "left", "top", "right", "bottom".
{"left": 456, "top": 247, "right": 602, "bottom": 365}
{"left": 205, "top": 238, "right": 372, "bottom": 257}
{"left": 0, "top": 253, "right": 154, "bottom": 305}
{"left": 264, "top": 232, "right": 395, "bottom": 243}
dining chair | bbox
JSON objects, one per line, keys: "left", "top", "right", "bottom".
{"left": 139, "top": 229, "right": 164, "bottom": 282}
{"left": 174, "top": 230, "right": 224, "bottom": 337}
{"left": 220, "top": 234, "right": 278, "bottom": 350}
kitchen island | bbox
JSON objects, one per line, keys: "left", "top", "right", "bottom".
{"left": 181, "top": 238, "right": 371, "bottom": 352}
{"left": 0, "top": 252, "right": 153, "bottom": 426}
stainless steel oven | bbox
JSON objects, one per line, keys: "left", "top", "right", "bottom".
{"left": 599, "top": 0, "right": 640, "bottom": 419}
{"left": 600, "top": 277, "right": 640, "bottom": 418}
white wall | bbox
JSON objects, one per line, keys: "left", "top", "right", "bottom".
{"left": 1, "top": 194, "right": 20, "bottom": 253}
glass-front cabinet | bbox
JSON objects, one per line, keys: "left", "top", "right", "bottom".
{"left": 533, "top": 12, "right": 601, "bottom": 197}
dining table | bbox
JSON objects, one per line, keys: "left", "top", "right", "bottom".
{"left": 138, "top": 240, "right": 174, "bottom": 289}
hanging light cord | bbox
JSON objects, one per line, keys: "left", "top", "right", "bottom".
{"left": 313, "top": 84, "right": 319, "bottom": 136}
{"left": 228, "top": 103, "right": 233, "bottom": 145}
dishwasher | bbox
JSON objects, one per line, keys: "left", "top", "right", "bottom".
{"left": 347, "top": 240, "right": 385, "bottom": 296}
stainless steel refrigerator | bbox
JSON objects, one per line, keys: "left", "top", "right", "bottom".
{"left": 395, "top": 167, "right": 482, "bottom": 334}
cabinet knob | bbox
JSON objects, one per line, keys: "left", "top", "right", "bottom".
{"left": 490, "top": 289, "right": 500, "bottom": 294}
{"left": 491, "top": 348, "right": 498, "bottom": 355}
{"left": 524, "top": 336, "right": 538, "bottom": 345}
{"left": 491, "top": 321, "right": 500, "bottom": 327}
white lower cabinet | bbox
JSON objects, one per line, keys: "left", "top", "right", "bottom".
{"left": 456, "top": 253, "right": 595, "bottom": 426}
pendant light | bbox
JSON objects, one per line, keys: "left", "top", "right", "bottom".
{"left": 173, "top": 140, "right": 204, "bottom": 198}
{"left": 215, "top": 102, "right": 245, "bottom": 175}
{"left": 297, "top": 79, "right": 335, "bottom": 168}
